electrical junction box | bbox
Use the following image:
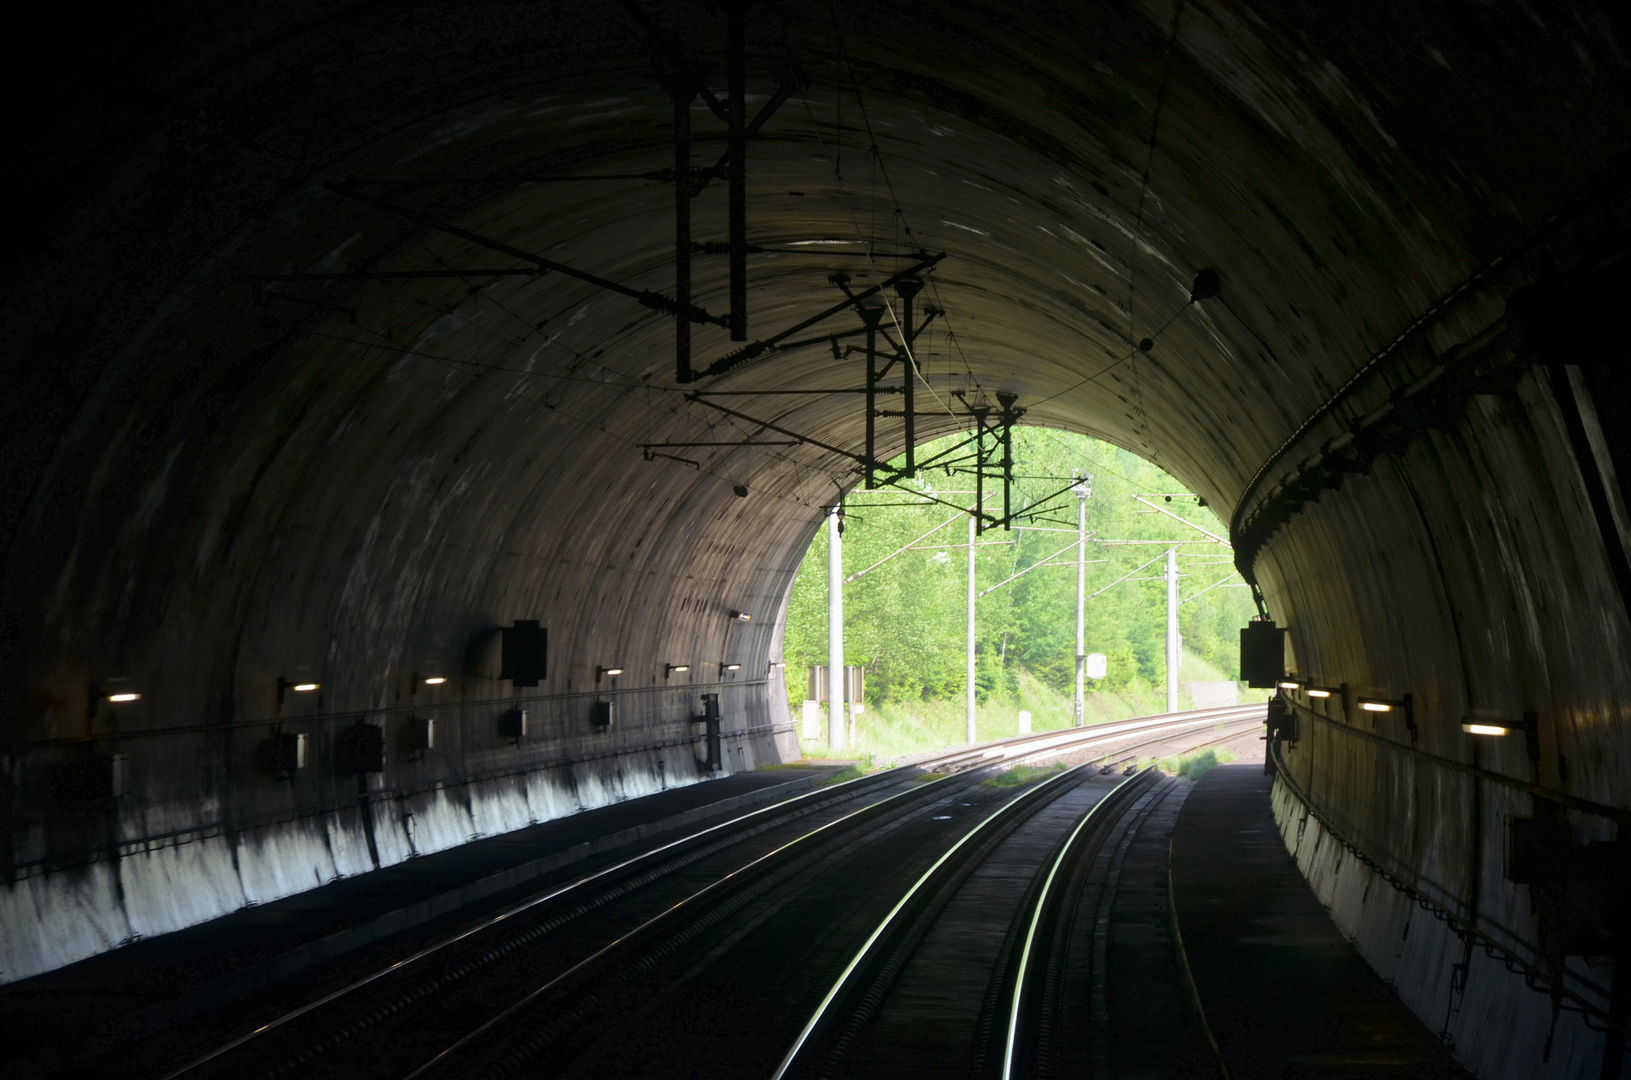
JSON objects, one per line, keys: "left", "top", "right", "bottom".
{"left": 403, "top": 717, "right": 434, "bottom": 759}
{"left": 499, "top": 707, "right": 528, "bottom": 740}
{"left": 501, "top": 620, "right": 547, "bottom": 687}
{"left": 592, "top": 700, "right": 614, "bottom": 730}
{"left": 53, "top": 752, "right": 128, "bottom": 808}
{"left": 336, "top": 720, "right": 385, "bottom": 774}
{"left": 1240, "top": 621, "right": 1287, "bottom": 688}
{"left": 269, "top": 731, "right": 307, "bottom": 775}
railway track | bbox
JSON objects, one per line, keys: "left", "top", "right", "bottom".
{"left": 128, "top": 704, "right": 1261, "bottom": 1080}
{"left": 773, "top": 719, "right": 1248, "bottom": 1080}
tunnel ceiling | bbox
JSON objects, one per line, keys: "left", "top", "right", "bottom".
{"left": 3, "top": 0, "right": 1630, "bottom": 734}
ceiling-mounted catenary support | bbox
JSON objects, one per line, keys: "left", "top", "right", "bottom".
{"left": 725, "top": 0, "right": 747, "bottom": 343}
{"left": 626, "top": 0, "right": 806, "bottom": 380}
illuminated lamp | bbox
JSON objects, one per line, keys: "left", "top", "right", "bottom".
{"left": 276, "top": 676, "right": 320, "bottom": 705}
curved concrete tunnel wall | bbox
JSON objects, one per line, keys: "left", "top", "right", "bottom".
{"left": 3, "top": 3, "right": 1630, "bottom": 1075}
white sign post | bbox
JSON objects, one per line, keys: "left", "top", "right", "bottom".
{"left": 1086, "top": 652, "right": 1108, "bottom": 680}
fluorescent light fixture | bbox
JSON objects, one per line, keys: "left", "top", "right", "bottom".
{"left": 730, "top": 610, "right": 753, "bottom": 622}
{"left": 276, "top": 676, "right": 321, "bottom": 706}
{"left": 603, "top": 667, "right": 624, "bottom": 676}
{"left": 724, "top": 662, "right": 742, "bottom": 671}
{"left": 1463, "top": 722, "right": 1513, "bottom": 737}
{"left": 1360, "top": 701, "right": 1392, "bottom": 712}
{"left": 423, "top": 676, "right": 446, "bottom": 685}
{"left": 108, "top": 693, "right": 141, "bottom": 702}
{"left": 666, "top": 663, "right": 690, "bottom": 677}
{"left": 1306, "top": 687, "right": 1333, "bottom": 699}
{"left": 1276, "top": 680, "right": 1302, "bottom": 691}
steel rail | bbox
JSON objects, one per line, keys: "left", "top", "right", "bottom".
{"left": 412, "top": 714, "right": 1241, "bottom": 1079}
{"left": 157, "top": 764, "right": 912, "bottom": 1080}
{"left": 764, "top": 715, "right": 1260, "bottom": 1080}
{"left": 399, "top": 770, "right": 973, "bottom": 1080}
{"left": 157, "top": 707, "right": 1259, "bottom": 1080}
{"left": 769, "top": 759, "right": 1098, "bottom": 1080}
{"left": 999, "top": 768, "right": 1154, "bottom": 1080}
{"left": 997, "top": 716, "right": 1262, "bottom": 1079}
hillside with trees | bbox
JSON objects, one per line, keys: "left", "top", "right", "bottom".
{"left": 781, "top": 428, "right": 1258, "bottom": 751}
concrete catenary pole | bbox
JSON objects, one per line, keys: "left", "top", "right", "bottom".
{"left": 1073, "top": 477, "right": 1091, "bottom": 727}
{"left": 967, "top": 512, "right": 978, "bottom": 744}
{"left": 1166, "top": 546, "right": 1180, "bottom": 712}
{"left": 828, "top": 505, "right": 845, "bottom": 751}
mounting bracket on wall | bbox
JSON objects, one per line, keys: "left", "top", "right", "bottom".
{"left": 691, "top": 692, "right": 723, "bottom": 773}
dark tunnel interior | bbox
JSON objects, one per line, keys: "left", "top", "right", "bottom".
{"left": 4, "top": 2, "right": 1631, "bottom": 1076}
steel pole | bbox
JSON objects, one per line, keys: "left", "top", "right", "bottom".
{"left": 1166, "top": 547, "right": 1181, "bottom": 712}
{"left": 1075, "top": 484, "right": 1088, "bottom": 727}
{"left": 725, "top": 0, "right": 747, "bottom": 341}
{"left": 828, "top": 507, "right": 845, "bottom": 751}
{"left": 967, "top": 513, "right": 977, "bottom": 744}
{"left": 673, "top": 94, "right": 693, "bottom": 382}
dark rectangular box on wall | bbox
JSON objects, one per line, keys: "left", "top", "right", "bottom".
{"left": 592, "top": 699, "right": 614, "bottom": 730}
{"left": 501, "top": 620, "right": 547, "bottom": 687}
{"left": 499, "top": 708, "right": 528, "bottom": 740}
{"left": 336, "top": 720, "right": 384, "bottom": 774}
{"left": 1240, "top": 620, "right": 1287, "bottom": 688}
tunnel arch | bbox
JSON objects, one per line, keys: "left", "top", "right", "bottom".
{"left": 4, "top": 2, "right": 1631, "bottom": 1074}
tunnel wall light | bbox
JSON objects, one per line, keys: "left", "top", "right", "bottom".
{"left": 423, "top": 676, "right": 446, "bottom": 685}
{"left": 1276, "top": 679, "right": 1304, "bottom": 692}
{"left": 723, "top": 662, "right": 742, "bottom": 671}
{"left": 596, "top": 666, "right": 623, "bottom": 687}
{"left": 89, "top": 681, "right": 142, "bottom": 718}
{"left": 276, "top": 677, "right": 320, "bottom": 705}
{"left": 665, "top": 663, "right": 690, "bottom": 679}
{"left": 1357, "top": 694, "right": 1416, "bottom": 739}
{"left": 1306, "top": 686, "right": 1337, "bottom": 699}
{"left": 1463, "top": 711, "right": 1539, "bottom": 761}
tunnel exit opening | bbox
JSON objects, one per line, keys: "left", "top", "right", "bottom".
{"left": 777, "top": 427, "right": 1259, "bottom": 762}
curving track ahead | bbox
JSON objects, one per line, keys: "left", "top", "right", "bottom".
{"left": 133, "top": 704, "right": 1262, "bottom": 1080}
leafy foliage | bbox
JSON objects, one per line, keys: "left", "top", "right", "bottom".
{"left": 783, "top": 428, "right": 1255, "bottom": 718}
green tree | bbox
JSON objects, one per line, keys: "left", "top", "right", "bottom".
{"left": 782, "top": 428, "right": 1256, "bottom": 718}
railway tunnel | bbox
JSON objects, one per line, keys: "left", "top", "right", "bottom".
{"left": 3, "top": 1, "right": 1630, "bottom": 1077}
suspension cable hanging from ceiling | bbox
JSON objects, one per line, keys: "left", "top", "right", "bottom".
{"left": 1123, "top": 0, "right": 1188, "bottom": 466}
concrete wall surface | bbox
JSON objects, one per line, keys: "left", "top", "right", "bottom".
{"left": 2, "top": 4, "right": 1629, "bottom": 1068}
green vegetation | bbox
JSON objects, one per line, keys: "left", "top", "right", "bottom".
{"left": 1149, "top": 746, "right": 1237, "bottom": 781}
{"left": 785, "top": 429, "right": 1261, "bottom": 759}
{"left": 820, "top": 756, "right": 872, "bottom": 784}
{"left": 984, "top": 763, "right": 1066, "bottom": 788}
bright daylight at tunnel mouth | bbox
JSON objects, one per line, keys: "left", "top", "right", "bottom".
{"left": 2, "top": 2, "right": 1629, "bottom": 1078}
